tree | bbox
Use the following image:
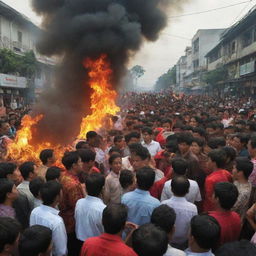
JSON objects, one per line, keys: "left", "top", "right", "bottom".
{"left": 202, "top": 66, "right": 228, "bottom": 86}
{"left": 130, "top": 65, "right": 145, "bottom": 89}
{"left": 154, "top": 65, "right": 176, "bottom": 91}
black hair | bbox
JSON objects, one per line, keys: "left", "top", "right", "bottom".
{"left": 235, "top": 157, "right": 253, "bottom": 179}
{"left": 192, "top": 137, "right": 205, "bottom": 148}
{"left": 29, "top": 177, "right": 45, "bottom": 198}
{"left": 40, "top": 181, "right": 62, "bottom": 206}
{"left": 75, "top": 141, "right": 88, "bottom": 150}
{"left": 109, "top": 153, "right": 122, "bottom": 165}
{"left": 45, "top": 166, "right": 61, "bottom": 182}
{"left": 142, "top": 127, "right": 153, "bottom": 135}
{"left": 109, "top": 147, "right": 122, "bottom": 155}
{"left": 162, "top": 119, "right": 172, "bottom": 125}
{"left": 207, "top": 137, "right": 226, "bottom": 149}
{"left": 250, "top": 136, "right": 256, "bottom": 149}
{"left": 85, "top": 173, "right": 105, "bottom": 197}
{"left": 39, "top": 149, "right": 54, "bottom": 165}
{"left": 130, "top": 144, "right": 150, "bottom": 161}
{"left": 114, "top": 135, "right": 124, "bottom": 143}
{"left": 193, "top": 127, "right": 206, "bottom": 138}
{"left": 19, "top": 162, "right": 35, "bottom": 180}
{"left": 62, "top": 151, "right": 80, "bottom": 170}
{"left": 132, "top": 223, "right": 168, "bottom": 256}
{"left": 214, "top": 182, "right": 238, "bottom": 210}
{"left": 124, "top": 132, "right": 140, "bottom": 144}
{"left": 136, "top": 167, "right": 155, "bottom": 191}
{"left": 86, "top": 131, "right": 98, "bottom": 140}
{"left": 0, "top": 178, "right": 14, "bottom": 203}
{"left": 171, "top": 176, "right": 190, "bottom": 197}
{"left": 177, "top": 132, "right": 193, "bottom": 145}
{"left": 222, "top": 146, "right": 237, "bottom": 162}
{"left": 102, "top": 204, "right": 127, "bottom": 234}
{"left": 171, "top": 158, "right": 188, "bottom": 176}
{"left": 208, "top": 149, "right": 227, "bottom": 169}
{"left": 0, "top": 162, "right": 17, "bottom": 178}
{"left": 191, "top": 215, "right": 220, "bottom": 250}
{"left": 119, "top": 169, "right": 134, "bottom": 190}
{"left": 78, "top": 149, "right": 96, "bottom": 163}
{"left": 234, "top": 133, "right": 250, "bottom": 146}
{"left": 215, "top": 240, "right": 256, "bottom": 256}
{"left": 19, "top": 225, "right": 52, "bottom": 256}
{"left": 151, "top": 205, "right": 176, "bottom": 234}
{"left": 0, "top": 217, "right": 21, "bottom": 253}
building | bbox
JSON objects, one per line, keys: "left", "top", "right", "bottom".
{"left": 0, "top": 1, "right": 55, "bottom": 107}
{"left": 206, "top": 6, "right": 256, "bottom": 96}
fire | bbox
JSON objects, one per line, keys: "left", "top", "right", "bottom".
{"left": 78, "top": 54, "right": 120, "bottom": 139}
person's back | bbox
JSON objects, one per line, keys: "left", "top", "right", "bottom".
{"left": 208, "top": 182, "right": 241, "bottom": 246}
{"left": 121, "top": 167, "right": 160, "bottom": 225}
{"left": 75, "top": 173, "right": 106, "bottom": 242}
{"left": 80, "top": 204, "right": 137, "bottom": 256}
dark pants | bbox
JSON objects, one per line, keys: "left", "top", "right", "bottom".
{"left": 67, "top": 233, "right": 83, "bottom": 256}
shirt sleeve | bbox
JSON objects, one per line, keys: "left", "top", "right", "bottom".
{"left": 195, "top": 183, "right": 202, "bottom": 202}
{"left": 103, "top": 178, "right": 111, "bottom": 204}
{"left": 52, "top": 221, "right": 68, "bottom": 256}
{"left": 160, "top": 183, "right": 169, "bottom": 202}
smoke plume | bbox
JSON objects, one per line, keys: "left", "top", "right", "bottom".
{"left": 32, "top": 0, "right": 187, "bottom": 144}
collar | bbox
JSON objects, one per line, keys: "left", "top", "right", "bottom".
{"left": 21, "top": 180, "right": 30, "bottom": 185}
{"left": 110, "top": 171, "right": 119, "bottom": 178}
{"left": 100, "top": 233, "right": 123, "bottom": 242}
{"left": 170, "top": 196, "right": 187, "bottom": 202}
{"left": 185, "top": 248, "right": 213, "bottom": 255}
{"left": 86, "top": 195, "right": 104, "bottom": 203}
{"left": 135, "top": 189, "right": 150, "bottom": 195}
{"left": 63, "top": 170, "right": 79, "bottom": 181}
{"left": 142, "top": 140, "right": 153, "bottom": 146}
{"left": 40, "top": 205, "right": 60, "bottom": 215}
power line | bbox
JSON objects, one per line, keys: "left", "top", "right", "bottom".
{"left": 161, "top": 33, "right": 191, "bottom": 40}
{"left": 168, "top": 1, "right": 254, "bottom": 19}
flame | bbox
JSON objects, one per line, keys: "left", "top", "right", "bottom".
{"left": 78, "top": 54, "right": 120, "bottom": 139}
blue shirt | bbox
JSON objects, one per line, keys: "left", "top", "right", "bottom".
{"left": 121, "top": 189, "right": 160, "bottom": 225}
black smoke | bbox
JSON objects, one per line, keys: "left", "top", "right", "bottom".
{"left": 32, "top": 0, "right": 182, "bottom": 144}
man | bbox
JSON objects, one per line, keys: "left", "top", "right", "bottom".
{"left": 17, "top": 161, "right": 38, "bottom": 209}
{"left": 208, "top": 182, "right": 241, "bottom": 246}
{"left": 0, "top": 121, "right": 12, "bottom": 156}
{"left": 59, "top": 151, "right": 84, "bottom": 256}
{"left": 80, "top": 204, "right": 137, "bottom": 256}
{"left": 122, "top": 167, "right": 160, "bottom": 225}
{"left": 75, "top": 173, "right": 106, "bottom": 242}
{"left": 123, "top": 132, "right": 141, "bottom": 157}
{"left": 132, "top": 223, "right": 169, "bottom": 256}
{"left": 29, "top": 177, "right": 45, "bottom": 208}
{"left": 232, "top": 133, "right": 250, "bottom": 157}
{"left": 232, "top": 157, "right": 253, "bottom": 221}
{"left": 19, "top": 225, "right": 53, "bottom": 256}
{"left": 0, "top": 217, "right": 21, "bottom": 256}
{"left": 30, "top": 181, "right": 67, "bottom": 256}
{"left": 114, "top": 135, "right": 126, "bottom": 153}
{"left": 141, "top": 127, "right": 162, "bottom": 157}
{"left": 161, "top": 158, "right": 201, "bottom": 204}
{"left": 38, "top": 149, "right": 56, "bottom": 180}
{"left": 0, "top": 179, "right": 19, "bottom": 218}
{"left": 185, "top": 215, "right": 220, "bottom": 256}
{"left": 119, "top": 169, "right": 136, "bottom": 195}
{"left": 204, "top": 149, "right": 232, "bottom": 212}
{"left": 248, "top": 136, "right": 256, "bottom": 185}
{"left": 161, "top": 176, "right": 198, "bottom": 249}
{"left": 151, "top": 205, "right": 185, "bottom": 256}
{"left": 86, "top": 131, "right": 98, "bottom": 151}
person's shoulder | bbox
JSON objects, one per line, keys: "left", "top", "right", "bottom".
{"left": 83, "top": 235, "right": 100, "bottom": 246}
{"left": 149, "top": 195, "right": 160, "bottom": 205}
{"left": 186, "top": 201, "right": 197, "bottom": 212}
{"left": 188, "top": 179, "right": 199, "bottom": 188}
{"left": 230, "top": 211, "right": 241, "bottom": 221}
{"left": 121, "top": 190, "right": 135, "bottom": 201}
{"left": 76, "top": 198, "right": 86, "bottom": 207}
{"left": 164, "top": 179, "right": 172, "bottom": 187}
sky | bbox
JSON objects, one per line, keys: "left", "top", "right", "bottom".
{"left": 2, "top": 0, "right": 256, "bottom": 88}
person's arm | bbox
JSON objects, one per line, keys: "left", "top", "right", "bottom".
{"left": 103, "top": 178, "right": 111, "bottom": 204}
{"left": 246, "top": 203, "right": 256, "bottom": 231}
{"left": 124, "top": 222, "right": 138, "bottom": 247}
{"left": 52, "top": 222, "right": 68, "bottom": 256}
{"left": 160, "top": 183, "right": 169, "bottom": 202}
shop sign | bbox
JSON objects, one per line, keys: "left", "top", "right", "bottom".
{"left": 240, "top": 61, "right": 255, "bottom": 76}
{"left": 0, "top": 74, "right": 27, "bottom": 88}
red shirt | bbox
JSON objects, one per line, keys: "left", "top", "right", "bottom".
{"left": 203, "top": 169, "right": 232, "bottom": 212}
{"left": 209, "top": 211, "right": 241, "bottom": 246}
{"left": 80, "top": 233, "right": 137, "bottom": 256}
{"left": 59, "top": 171, "right": 84, "bottom": 233}
{"left": 150, "top": 177, "right": 168, "bottom": 200}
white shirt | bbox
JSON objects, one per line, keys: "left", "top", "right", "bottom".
{"left": 122, "top": 156, "right": 134, "bottom": 171}
{"left": 185, "top": 248, "right": 214, "bottom": 256}
{"left": 161, "top": 196, "right": 198, "bottom": 245}
{"left": 30, "top": 205, "right": 67, "bottom": 256}
{"left": 17, "top": 181, "right": 35, "bottom": 209}
{"left": 164, "top": 244, "right": 186, "bottom": 256}
{"left": 161, "top": 179, "right": 201, "bottom": 203}
{"left": 75, "top": 195, "right": 106, "bottom": 241}
{"left": 141, "top": 140, "right": 162, "bottom": 157}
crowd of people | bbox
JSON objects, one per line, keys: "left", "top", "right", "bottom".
{"left": 1, "top": 92, "right": 256, "bottom": 255}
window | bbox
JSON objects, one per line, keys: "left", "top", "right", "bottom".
{"left": 242, "top": 29, "right": 253, "bottom": 48}
{"left": 254, "top": 27, "right": 256, "bottom": 42}
{"left": 193, "top": 38, "right": 199, "bottom": 53}
{"left": 193, "top": 59, "right": 199, "bottom": 69}
{"left": 18, "top": 31, "right": 22, "bottom": 43}
{"left": 231, "top": 41, "right": 236, "bottom": 54}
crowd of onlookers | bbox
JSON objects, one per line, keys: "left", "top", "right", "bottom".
{"left": 1, "top": 93, "right": 256, "bottom": 255}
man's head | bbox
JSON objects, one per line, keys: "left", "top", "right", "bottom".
{"left": 19, "top": 162, "right": 37, "bottom": 182}
{"left": 61, "top": 151, "right": 83, "bottom": 173}
{"left": 39, "top": 149, "right": 55, "bottom": 166}
{"left": 177, "top": 133, "right": 193, "bottom": 155}
{"left": 0, "top": 162, "right": 22, "bottom": 186}
{"left": 40, "top": 181, "right": 62, "bottom": 207}
{"left": 29, "top": 177, "right": 45, "bottom": 199}
{"left": 19, "top": 225, "right": 52, "bottom": 256}
{"left": 232, "top": 133, "right": 249, "bottom": 152}
{"left": 132, "top": 223, "right": 168, "bottom": 256}
{"left": 232, "top": 157, "right": 253, "bottom": 181}
{"left": 248, "top": 136, "right": 256, "bottom": 158}
{"left": 45, "top": 166, "right": 61, "bottom": 182}
{"left": 125, "top": 132, "right": 141, "bottom": 145}
{"left": 86, "top": 131, "right": 98, "bottom": 147}
{"left": 114, "top": 135, "right": 125, "bottom": 150}
{"left": 189, "top": 215, "right": 220, "bottom": 252}
{"left": 136, "top": 167, "right": 155, "bottom": 191}
{"left": 130, "top": 144, "right": 151, "bottom": 171}
{"left": 0, "top": 178, "right": 19, "bottom": 204}
{"left": 75, "top": 141, "right": 88, "bottom": 150}
{"left": 213, "top": 182, "right": 238, "bottom": 210}
{"left": 142, "top": 127, "right": 153, "bottom": 144}
{"left": 162, "top": 119, "right": 172, "bottom": 132}
{"left": 171, "top": 176, "right": 190, "bottom": 197}
{"left": 119, "top": 170, "right": 136, "bottom": 191}
{"left": 78, "top": 149, "right": 96, "bottom": 171}
{"left": 85, "top": 173, "right": 105, "bottom": 197}
{"left": 0, "top": 121, "right": 10, "bottom": 136}
{"left": 0, "top": 217, "right": 21, "bottom": 256}
{"left": 207, "top": 149, "right": 227, "bottom": 170}
{"left": 151, "top": 205, "right": 176, "bottom": 239}
{"left": 171, "top": 157, "right": 188, "bottom": 176}
{"left": 102, "top": 204, "right": 128, "bottom": 235}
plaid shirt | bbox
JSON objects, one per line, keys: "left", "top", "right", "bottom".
{"left": 59, "top": 171, "right": 84, "bottom": 234}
